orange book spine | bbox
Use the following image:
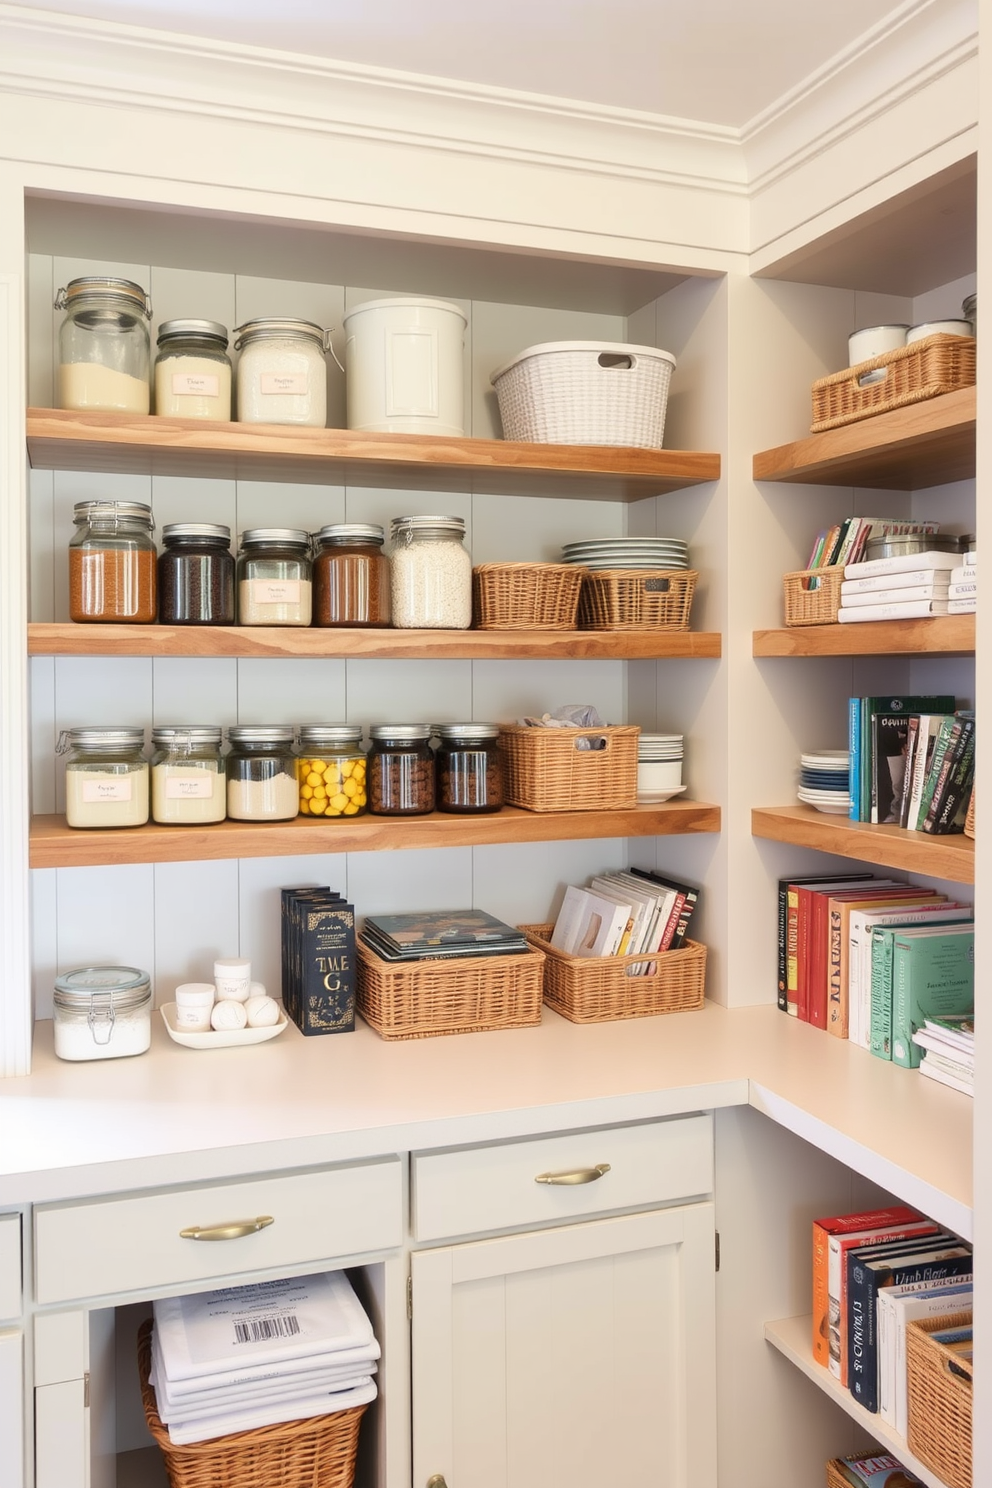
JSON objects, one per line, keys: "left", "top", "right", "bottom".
{"left": 811, "top": 1221, "right": 831, "bottom": 1366}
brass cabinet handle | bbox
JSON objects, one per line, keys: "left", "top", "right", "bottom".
{"left": 534, "top": 1163, "right": 611, "bottom": 1186}
{"left": 179, "top": 1216, "right": 274, "bottom": 1241}
{"left": 427, "top": 1478, "right": 448, "bottom": 1488}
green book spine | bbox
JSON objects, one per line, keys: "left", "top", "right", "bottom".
{"left": 891, "top": 930, "right": 975, "bottom": 1069}
{"left": 915, "top": 716, "right": 957, "bottom": 830}
{"left": 869, "top": 929, "right": 895, "bottom": 1060}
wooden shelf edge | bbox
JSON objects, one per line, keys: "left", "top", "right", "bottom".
{"left": 751, "top": 806, "right": 974, "bottom": 883}
{"left": 752, "top": 615, "right": 974, "bottom": 657}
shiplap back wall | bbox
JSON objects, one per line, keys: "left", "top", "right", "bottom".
{"left": 27, "top": 251, "right": 713, "bottom": 1018}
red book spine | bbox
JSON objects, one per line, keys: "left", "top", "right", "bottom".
{"left": 808, "top": 892, "right": 830, "bottom": 1029}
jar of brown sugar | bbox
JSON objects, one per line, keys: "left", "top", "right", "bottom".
{"left": 434, "top": 723, "right": 503, "bottom": 813}
{"left": 367, "top": 724, "right": 435, "bottom": 815}
{"left": 69, "top": 501, "right": 157, "bottom": 623}
{"left": 312, "top": 524, "right": 391, "bottom": 627}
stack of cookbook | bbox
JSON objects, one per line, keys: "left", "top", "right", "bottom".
{"left": 361, "top": 909, "right": 527, "bottom": 961}
{"left": 549, "top": 867, "right": 698, "bottom": 967}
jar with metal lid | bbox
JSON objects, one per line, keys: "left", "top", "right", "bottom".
{"left": 236, "top": 529, "right": 312, "bottom": 625}
{"left": 154, "top": 319, "right": 232, "bottom": 420}
{"left": 233, "top": 318, "right": 332, "bottom": 427}
{"left": 297, "top": 725, "right": 367, "bottom": 819}
{"left": 226, "top": 726, "right": 299, "bottom": 820}
{"left": 56, "top": 276, "right": 151, "bottom": 414}
{"left": 69, "top": 500, "right": 157, "bottom": 623}
{"left": 367, "top": 724, "right": 435, "bottom": 815}
{"left": 313, "top": 524, "right": 391, "bottom": 627}
{"left": 158, "top": 523, "right": 235, "bottom": 625}
{"left": 150, "top": 726, "right": 226, "bottom": 825}
{"left": 53, "top": 966, "right": 152, "bottom": 1062}
{"left": 59, "top": 727, "right": 149, "bottom": 829}
{"left": 390, "top": 515, "right": 472, "bottom": 629}
{"left": 434, "top": 723, "right": 504, "bottom": 814}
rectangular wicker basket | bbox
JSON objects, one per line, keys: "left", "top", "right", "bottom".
{"left": 907, "top": 1309, "right": 973, "bottom": 1488}
{"left": 520, "top": 922, "right": 706, "bottom": 1023}
{"left": 472, "top": 562, "right": 584, "bottom": 629}
{"left": 137, "top": 1319, "right": 368, "bottom": 1488}
{"left": 356, "top": 937, "right": 544, "bottom": 1040}
{"left": 498, "top": 724, "right": 639, "bottom": 811}
{"left": 782, "top": 566, "right": 845, "bottom": 626}
{"left": 579, "top": 569, "right": 696, "bottom": 630}
{"left": 811, "top": 332, "right": 976, "bottom": 433}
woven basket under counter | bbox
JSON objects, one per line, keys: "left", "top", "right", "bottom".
{"left": 782, "top": 566, "right": 845, "bottom": 626}
{"left": 472, "top": 562, "right": 584, "bottom": 629}
{"left": 137, "top": 1319, "right": 368, "bottom": 1488}
{"left": 907, "top": 1310, "right": 973, "bottom": 1488}
{"left": 520, "top": 922, "right": 706, "bottom": 1023}
{"left": 578, "top": 569, "right": 697, "bottom": 630}
{"left": 498, "top": 724, "right": 639, "bottom": 812}
{"left": 811, "top": 332, "right": 976, "bottom": 433}
{"left": 356, "top": 937, "right": 544, "bottom": 1040}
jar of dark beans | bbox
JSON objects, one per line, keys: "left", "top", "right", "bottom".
{"left": 312, "top": 524, "right": 391, "bottom": 627}
{"left": 367, "top": 724, "right": 435, "bottom": 815}
{"left": 158, "top": 523, "right": 235, "bottom": 625}
{"left": 434, "top": 723, "right": 503, "bottom": 814}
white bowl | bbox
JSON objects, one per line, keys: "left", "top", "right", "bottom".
{"left": 161, "top": 1002, "right": 290, "bottom": 1049}
{"left": 637, "top": 760, "right": 683, "bottom": 791}
{"left": 848, "top": 325, "right": 908, "bottom": 363}
{"left": 906, "top": 320, "right": 974, "bottom": 343}
{"left": 637, "top": 783, "right": 687, "bottom": 804}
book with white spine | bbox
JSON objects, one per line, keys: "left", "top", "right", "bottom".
{"left": 844, "top": 551, "right": 959, "bottom": 580}
{"left": 840, "top": 584, "right": 950, "bottom": 608}
{"left": 838, "top": 597, "right": 950, "bottom": 622}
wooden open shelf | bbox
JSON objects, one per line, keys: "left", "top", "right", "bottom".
{"left": 30, "top": 800, "right": 721, "bottom": 869}
{"left": 753, "top": 614, "right": 974, "bottom": 657}
{"left": 28, "top": 622, "right": 722, "bottom": 660}
{"left": 752, "top": 387, "right": 975, "bottom": 490}
{"left": 26, "top": 408, "right": 720, "bottom": 502}
{"left": 752, "top": 805, "right": 974, "bottom": 883}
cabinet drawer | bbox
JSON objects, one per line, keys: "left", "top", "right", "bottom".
{"left": 411, "top": 1115, "right": 712, "bottom": 1241}
{"left": 0, "top": 1217, "right": 21, "bottom": 1320}
{"left": 35, "top": 1158, "right": 402, "bottom": 1304}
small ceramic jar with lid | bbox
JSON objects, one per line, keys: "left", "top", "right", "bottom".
{"left": 154, "top": 319, "right": 232, "bottom": 419}
{"left": 69, "top": 500, "right": 157, "bottom": 623}
{"left": 158, "top": 523, "right": 235, "bottom": 625}
{"left": 434, "top": 723, "right": 504, "bottom": 813}
{"left": 53, "top": 965, "right": 152, "bottom": 1061}
{"left": 236, "top": 529, "right": 312, "bottom": 625}
{"left": 312, "top": 524, "right": 391, "bottom": 627}
{"left": 150, "top": 726, "right": 226, "bottom": 824}
{"left": 55, "top": 276, "right": 151, "bottom": 413}
{"left": 233, "top": 318, "right": 332, "bottom": 426}
{"left": 60, "top": 727, "right": 149, "bottom": 829}
{"left": 367, "top": 724, "right": 435, "bottom": 815}
{"left": 389, "top": 515, "right": 472, "bottom": 629}
{"left": 226, "top": 726, "right": 299, "bottom": 820}
{"left": 297, "top": 725, "right": 367, "bottom": 818}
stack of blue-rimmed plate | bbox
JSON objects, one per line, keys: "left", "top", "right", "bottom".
{"left": 798, "top": 750, "right": 851, "bottom": 815}
{"left": 561, "top": 537, "right": 690, "bottom": 570}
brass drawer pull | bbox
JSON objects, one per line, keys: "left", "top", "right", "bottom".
{"left": 534, "top": 1163, "right": 611, "bottom": 1186}
{"left": 179, "top": 1216, "right": 274, "bottom": 1241}
{"left": 427, "top": 1478, "right": 448, "bottom": 1488}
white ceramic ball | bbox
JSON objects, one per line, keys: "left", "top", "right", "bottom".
{"left": 210, "top": 999, "right": 248, "bottom": 1032}
{"left": 245, "top": 995, "right": 280, "bottom": 1028}
{"left": 249, "top": 981, "right": 267, "bottom": 998}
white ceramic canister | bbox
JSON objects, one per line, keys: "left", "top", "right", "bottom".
{"left": 906, "top": 320, "right": 975, "bottom": 344}
{"left": 174, "top": 982, "right": 216, "bottom": 1032}
{"left": 343, "top": 297, "right": 467, "bottom": 436}
{"left": 53, "top": 966, "right": 152, "bottom": 1061}
{"left": 847, "top": 326, "right": 908, "bottom": 365}
{"left": 214, "top": 957, "right": 251, "bottom": 1002}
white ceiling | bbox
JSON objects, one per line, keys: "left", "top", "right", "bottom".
{"left": 24, "top": 0, "right": 904, "bottom": 127}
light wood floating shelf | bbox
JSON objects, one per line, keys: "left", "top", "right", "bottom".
{"left": 30, "top": 801, "right": 721, "bottom": 869}
{"left": 26, "top": 408, "right": 720, "bottom": 501}
{"left": 753, "top": 615, "right": 974, "bottom": 657}
{"left": 752, "top": 387, "right": 975, "bottom": 490}
{"left": 752, "top": 805, "right": 974, "bottom": 883}
{"left": 28, "top": 622, "right": 722, "bottom": 660}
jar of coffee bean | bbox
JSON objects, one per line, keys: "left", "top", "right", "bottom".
{"left": 367, "top": 724, "right": 435, "bottom": 815}
{"left": 158, "top": 523, "right": 235, "bottom": 625}
{"left": 434, "top": 723, "right": 503, "bottom": 813}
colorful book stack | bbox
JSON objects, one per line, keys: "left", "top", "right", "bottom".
{"left": 804, "top": 518, "right": 939, "bottom": 571}
{"left": 361, "top": 909, "right": 528, "bottom": 961}
{"left": 948, "top": 548, "right": 977, "bottom": 614}
{"left": 838, "top": 549, "right": 958, "bottom": 623}
{"left": 847, "top": 693, "right": 974, "bottom": 833}
{"left": 912, "top": 1012, "right": 974, "bottom": 1096}
{"left": 550, "top": 867, "right": 698, "bottom": 969}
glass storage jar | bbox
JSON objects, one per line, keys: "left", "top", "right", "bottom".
{"left": 69, "top": 500, "right": 158, "bottom": 623}
{"left": 154, "top": 319, "right": 232, "bottom": 420}
{"left": 53, "top": 966, "right": 152, "bottom": 1062}
{"left": 297, "top": 725, "right": 367, "bottom": 819}
{"left": 158, "top": 523, "right": 235, "bottom": 625}
{"left": 434, "top": 723, "right": 504, "bottom": 814}
{"left": 56, "top": 276, "right": 151, "bottom": 413}
{"left": 389, "top": 515, "right": 472, "bottom": 629}
{"left": 60, "top": 726, "right": 149, "bottom": 829}
{"left": 233, "top": 318, "right": 332, "bottom": 427}
{"left": 312, "top": 524, "right": 391, "bottom": 627}
{"left": 236, "top": 529, "right": 312, "bottom": 626}
{"left": 226, "top": 726, "right": 299, "bottom": 820}
{"left": 367, "top": 724, "right": 435, "bottom": 815}
{"left": 150, "top": 726, "right": 227, "bottom": 824}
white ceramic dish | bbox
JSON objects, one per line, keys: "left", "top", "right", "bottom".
{"left": 161, "top": 1002, "right": 290, "bottom": 1049}
{"left": 636, "top": 783, "right": 687, "bottom": 804}
{"left": 906, "top": 320, "right": 973, "bottom": 344}
{"left": 801, "top": 799, "right": 851, "bottom": 815}
{"left": 848, "top": 324, "right": 908, "bottom": 363}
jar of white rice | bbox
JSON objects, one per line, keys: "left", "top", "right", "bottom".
{"left": 389, "top": 515, "right": 472, "bottom": 629}
{"left": 233, "top": 318, "right": 331, "bottom": 427}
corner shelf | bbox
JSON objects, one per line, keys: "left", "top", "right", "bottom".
{"left": 751, "top": 805, "right": 974, "bottom": 883}
{"left": 752, "top": 387, "right": 975, "bottom": 491}
{"left": 753, "top": 615, "right": 974, "bottom": 658}
{"left": 26, "top": 408, "right": 721, "bottom": 502}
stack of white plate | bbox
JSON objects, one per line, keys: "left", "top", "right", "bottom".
{"left": 637, "top": 733, "right": 685, "bottom": 803}
{"left": 797, "top": 750, "right": 851, "bottom": 815}
{"left": 561, "top": 537, "right": 689, "bottom": 570}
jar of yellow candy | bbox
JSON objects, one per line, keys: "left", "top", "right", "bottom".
{"left": 295, "top": 725, "right": 367, "bottom": 819}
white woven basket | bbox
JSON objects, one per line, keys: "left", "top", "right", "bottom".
{"left": 490, "top": 341, "right": 676, "bottom": 448}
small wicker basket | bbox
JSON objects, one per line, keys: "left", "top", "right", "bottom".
{"left": 783, "top": 566, "right": 845, "bottom": 626}
{"left": 907, "top": 1309, "right": 973, "bottom": 1488}
{"left": 472, "top": 562, "right": 584, "bottom": 629}
{"left": 498, "top": 724, "right": 639, "bottom": 812}
{"left": 579, "top": 569, "right": 697, "bottom": 630}
{"left": 811, "top": 332, "right": 976, "bottom": 433}
{"left": 490, "top": 340, "right": 676, "bottom": 448}
{"left": 520, "top": 923, "right": 706, "bottom": 1023}
{"left": 356, "top": 937, "right": 544, "bottom": 1040}
{"left": 137, "top": 1320, "right": 368, "bottom": 1488}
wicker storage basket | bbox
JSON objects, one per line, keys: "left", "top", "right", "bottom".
{"left": 498, "top": 724, "right": 639, "bottom": 812}
{"left": 520, "top": 922, "right": 706, "bottom": 1023}
{"left": 965, "top": 787, "right": 975, "bottom": 839}
{"left": 472, "top": 562, "right": 584, "bottom": 629}
{"left": 907, "top": 1309, "right": 973, "bottom": 1488}
{"left": 356, "top": 937, "right": 544, "bottom": 1040}
{"left": 783, "top": 566, "right": 845, "bottom": 626}
{"left": 491, "top": 341, "right": 676, "bottom": 448}
{"left": 137, "top": 1319, "right": 368, "bottom": 1488}
{"left": 811, "top": 332, "right": 976, "bottom": 433}
{"left": 579, "top": 569, "right": 697, "bottom": 631}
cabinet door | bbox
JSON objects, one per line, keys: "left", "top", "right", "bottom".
{"left": 412, "top": 1203, "right": 716, "bottom": 1488}
{"left": 0, "top": 1331, "right": 24, "bottom": 1488}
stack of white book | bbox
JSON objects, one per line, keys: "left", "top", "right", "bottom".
{"left": 549, "top": 869, "right": 696, "bottom": 972}
{"left": 912, "top": 1012, "right": 974, "bottom": 1095}
{"left": 838, "top": 551, "right": 958, "bottom": 623}
{"left": 150, "top": 1270, "right": 379, "bottom": 1444}
{"left": 948, "top": 550, "right": 977, "bottom": 614}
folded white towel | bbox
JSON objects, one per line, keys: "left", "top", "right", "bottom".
{"left": 164, "top": 1378, "right": 378, "bottom": 1445}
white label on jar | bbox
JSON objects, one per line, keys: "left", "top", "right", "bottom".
{"left": 260, "top": 372, "right": 309, "bottom": 395}
{"left": 165, "top": 776, "right": 213, "bottom": 800}
{"left": 172, "top": 372, "right": 219, "bottom": 397}
{"left": 82, "top": 778, "right": 133, "bottom": 803}
{"left": 249, "top": 580, "right": 302, "bottom": 605}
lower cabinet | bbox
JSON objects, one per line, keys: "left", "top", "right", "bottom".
{"left": 0, "top": 1330, "right": 25, "bottom": 1488}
